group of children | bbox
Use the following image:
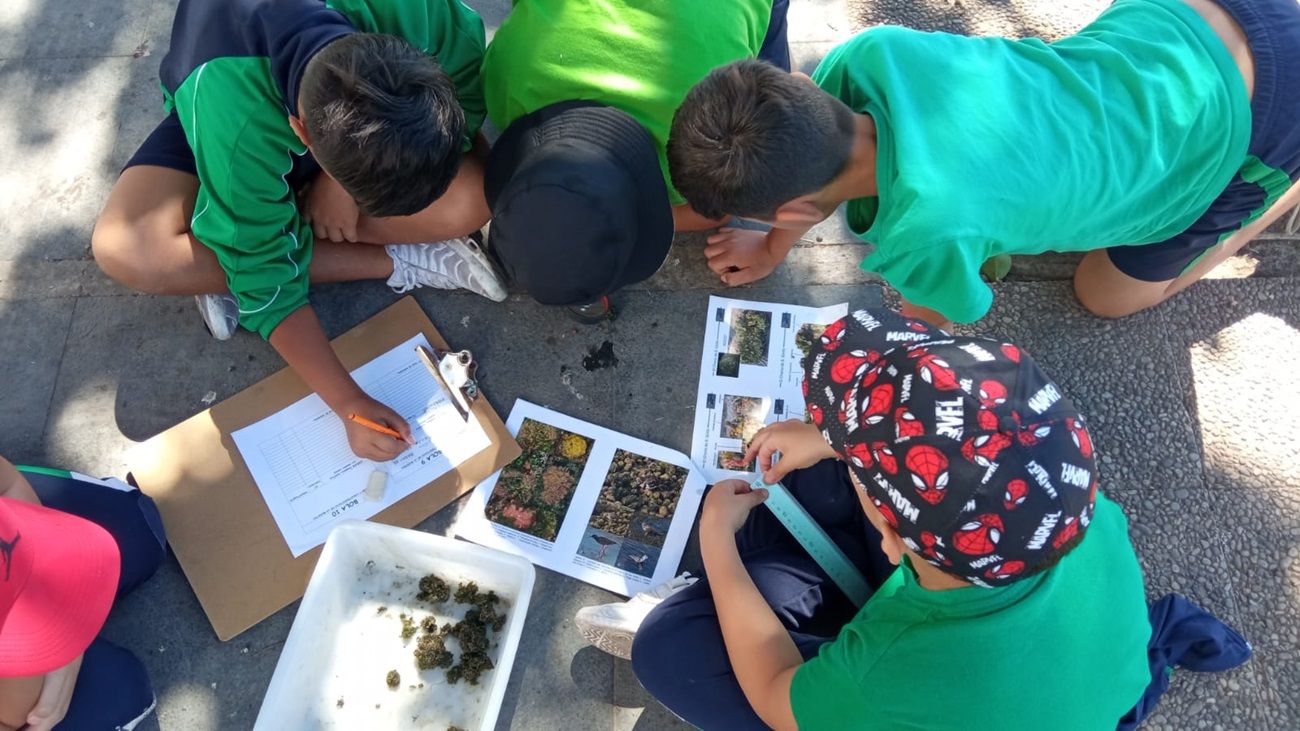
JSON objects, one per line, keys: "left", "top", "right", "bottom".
{"left": 2, "top": 0, "right": 1294, "bottom": 726}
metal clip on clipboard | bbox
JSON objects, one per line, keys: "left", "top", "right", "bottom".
{"left": 417, "top": 346, "right": 479, "bottom": 421}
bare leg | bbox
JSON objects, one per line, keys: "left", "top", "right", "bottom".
{"left": 1074, "top": 178, "right": 1300, "bottom": 318}
{"left": 92, "top": 165, "right": 394, "bottom": 296}
{"left": 354, "top": 135, "right": 493, "bottom": 245}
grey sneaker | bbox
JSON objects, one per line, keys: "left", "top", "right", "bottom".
{"left": 194, "top": 294, "right": 239, "bottom": 340}
{"left": 574, "top": 573, "right": 697, "bottom": 660}
{"left": 386, "top": 237, "right": 508, "bottom": 302}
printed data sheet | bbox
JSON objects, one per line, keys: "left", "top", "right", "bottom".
{"left": 691, "top": 296, "right": 847, "bottom": 483}
{"left": 232, "top": 334, "right": 491, "bottom": 556}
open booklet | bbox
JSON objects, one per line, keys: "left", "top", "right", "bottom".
{"left": 691, "top": 296, "right": 849, "bottom": 484}
{"left": 455, "top": 400, "right": 707, "bottom": 597}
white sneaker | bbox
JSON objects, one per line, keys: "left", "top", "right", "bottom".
{"left": 194, "top": 294, "right": 239, "bottom": 340}
{"left": 575, "top": 573, "right": 698, "bottom": 660}
{"left": 386, "top": 237, "right": 508, "bottom": 302}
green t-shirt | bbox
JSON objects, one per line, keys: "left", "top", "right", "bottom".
{"left": 791, "top": 493, "right": 1151, "bottom": 730}
{"left": 812, "top": 0, "right": 1252, "bottom": 323}
{"left": 482, "top": 0, "right": 773, "bottom": 205}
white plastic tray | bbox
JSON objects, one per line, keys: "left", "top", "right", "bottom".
{"left": 255, "top": 521, "right": 536, "bottom": 730}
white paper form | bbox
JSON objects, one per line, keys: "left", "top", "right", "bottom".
{"left": 454, "top": 401, "right": 707, "bottom": 597}
{"left": 691, "top": 296, "right": 848, "bottom": 484}
{"left": 232, "top": 334, "right": 491, "bottom": 556}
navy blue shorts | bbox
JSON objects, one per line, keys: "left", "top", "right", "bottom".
{"left": 123, "top": 110, "right": 323, "bottom": 186}
{"left": 1108, "top": 0, "right": 1300, "bottom": 282}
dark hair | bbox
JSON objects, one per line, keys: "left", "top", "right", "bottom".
{"left": 299, "top": 34, "right": 465, "bottom": 218}
{"left": 668, "top": 59, "right": 856, "bottom": 220}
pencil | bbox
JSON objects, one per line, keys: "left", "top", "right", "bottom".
{"left": 347, "top": 413, "right": 409, "bottom": 443}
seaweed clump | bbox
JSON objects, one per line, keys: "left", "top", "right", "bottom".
{"left": 416, "top": 574, "right": 450, "bottom": 604}
{"left": 385, "top": 670, "right": 400, "bottom": 688}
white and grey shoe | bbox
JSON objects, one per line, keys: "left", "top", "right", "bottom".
{"left": 194, "top": 293, "right": 239, "bottom": 341}
{"left": 574, "top": 573, "right": 698, "bottom": 660}
{"left": 386, "top": 237, "right": 508, "bottom": 302}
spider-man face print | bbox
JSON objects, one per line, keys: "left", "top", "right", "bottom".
{"left": 871, "top": 496, "right": 899, "bottom": 528}
{"left": 1017, "top": 421, "right": 1052, "bottom": 447}
{"left": 808, "top": 402, "right": 824, "bottom": 427}
{"left": 1003, "top": 479, "right": 1028, "bottom": 510}
{"left": 1066, "top": 417, "right": 1093, "bottom": 458}
{"left": 1052, "top": 516, "right": 1080, "bottom": 550}
{"left": 961, "top": 432, "right": 1012, "bottom": 467}
{"left": 820, "top": 319, "right": 847, "bottom": 350}
{"left": 845, "top": 442, "right": 876, "bottom": 470}
{"left": 977, "top": 380, "right": 1008, "bottom": 409}
{"left": 873, "top": 443, "right": 898, "bottom": 475}
{"left": 984, "top": 560, "right": 1024, "bottom": 581}
{"left": 953, "top": 513, "right": 1004, "bottom": 555}
{"left": 831, "top": 350, "right": 874, "bottom": 384}
{"left": 863, "top": 384, "right": 894, "bottom": 426}
{"left": 905, "top": 445, "right": 949, "bottom": 505}
{"left": 801, "top": 308, "right": 1099, "bottom": 588}
{"left": 910, "top": 349, "right": 961, "bottom": 391}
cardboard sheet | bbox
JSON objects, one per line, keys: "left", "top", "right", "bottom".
{"left": 128, "top": 297, "right": 520, "bottom": 641}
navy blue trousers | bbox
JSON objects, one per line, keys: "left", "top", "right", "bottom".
{"left": 19, "top": 469, "right": 166, "bottom": 731}
{"left": 631, "top": 459, "right": 894, "bottom": 730}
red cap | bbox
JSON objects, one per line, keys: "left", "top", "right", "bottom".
{"left": 0, "top": 497, "right": 119, "bottom": 676}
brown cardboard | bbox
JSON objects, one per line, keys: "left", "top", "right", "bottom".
{"left": 129, "top": 297, "right": 520, "bottom": 641}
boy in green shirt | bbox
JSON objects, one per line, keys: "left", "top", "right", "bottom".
{"left": 630, "top": 308, "right": 1154, "bottom": 729}
{"left": 667, "top": 0, "right": 1300, "bottom": 327}
{"left": 479, "top": 0, "right": 789, "bottom": 321}
{"left": 91, "top": 0, "right": 507, "bottom": 460}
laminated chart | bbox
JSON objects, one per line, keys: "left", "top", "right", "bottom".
{"left": 691, "top": 296, "right": 848, "bottom": 483}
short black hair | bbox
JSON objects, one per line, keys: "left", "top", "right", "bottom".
{"left": 300, "top": 33, "right": 465, "bottom": 218}
{"left": 668, "top": 60, "right": 856, "bottom": 220}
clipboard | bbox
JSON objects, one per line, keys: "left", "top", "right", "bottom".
{"left": 128, "top": 297, "right": 520, "bottom": 641}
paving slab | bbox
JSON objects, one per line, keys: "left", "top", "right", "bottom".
{"left": 0, "top": 56, "right": 139, "bottom": 261}
{"left": 0, "top": 296, "right": 75, "bottom": 462}
{"left": 0, "top": 0, "right": 172, "bottom": 60}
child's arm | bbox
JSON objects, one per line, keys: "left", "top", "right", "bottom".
{"left": 700, "top": 480, "right": 801, "bottom": 731}
{"left": 704, "top": 224, "right": 812, "bottom": 287}
{"left": 0, "top": 457, "right": 40, "bottom": 505}
{"left": 269, "top": 307, "right": 414, "bottom": 462}
{"left": 0, "top": 674, "right": 43, "bottom": 731}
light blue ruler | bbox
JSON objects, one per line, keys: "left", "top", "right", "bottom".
{"left": 754, "top": 478, "right": 872, "bottom": 607}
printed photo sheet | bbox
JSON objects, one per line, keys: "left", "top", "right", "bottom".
{"left": 691, "top": 296, "right": 848, "bottom": 483}
{"left": 455, "top": 400, "right": 707, "bottom": 597}
{"left": 232, "top": 333, "right": 491, "bottom": 556}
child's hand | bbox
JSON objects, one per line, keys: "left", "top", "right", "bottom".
{"left": 303, "top": 173, "right": 361, "bottom": 243}
{"left": 702, "top": 478, "right": 769, "bottom": 535}
{"left": 745, "top": 420, "right": 838, "bottom": 485}
{"left": 704, "top": 228, "right": 779, "bottom": 286}
{"left": 340, "top": 396, "right": 413, "bottom": 462}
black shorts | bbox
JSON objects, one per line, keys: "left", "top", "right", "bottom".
{"left": 122, "top": 110, "right": 323, "bottom": 187}
{"left": 1107, "top": 0, "right": 1300, "bottom": 281}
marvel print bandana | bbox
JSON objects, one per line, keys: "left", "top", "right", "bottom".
{"left": 804, "top": 308, "right": 1098, "bottom": 587}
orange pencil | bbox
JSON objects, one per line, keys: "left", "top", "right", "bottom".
{"left": 347, "top": 413, "right": 411, "bottom": 443}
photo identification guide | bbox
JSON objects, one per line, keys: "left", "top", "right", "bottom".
{"left": 691, "top": 296, "right": 848, "bottom": 483}
{"left": 232, "top": 333, "right": 491, "bottom": 556}
{"left": 455, "top": 400, "right": 707, "bottom": 597}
